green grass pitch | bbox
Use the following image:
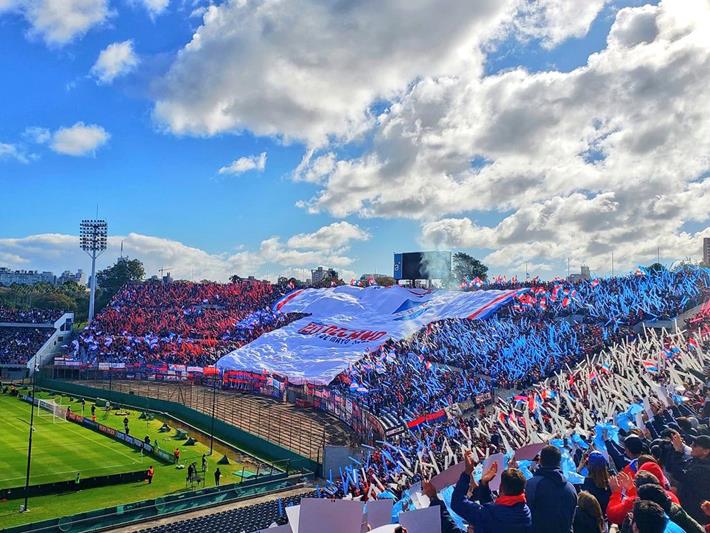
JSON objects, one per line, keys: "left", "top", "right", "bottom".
{"left": 0, "top": 395, "right": 144, "bottom": 489}
{"left": 0, "top": 391, "right": 260, "bottom": 529}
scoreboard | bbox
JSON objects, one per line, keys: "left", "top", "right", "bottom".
{"left": 393, "top": 251, "right": 451, "bottom": 280}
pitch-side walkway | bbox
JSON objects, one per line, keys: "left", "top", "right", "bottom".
{"left": 74, "top": 380, "right": 352, "bottom": 461}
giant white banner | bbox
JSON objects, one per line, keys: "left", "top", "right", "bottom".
{"left": 216, "top": 285, "right": 517, "bottom": 384}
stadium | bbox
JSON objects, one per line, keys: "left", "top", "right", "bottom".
{"left": 1, "top": 258, "right": 709, "bottom": 532}
{"left": 3, "top": 1, "right": 710, "bottom": 532}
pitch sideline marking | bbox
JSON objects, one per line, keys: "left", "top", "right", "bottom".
{"left": 1, "top": 406, "right": 141, "bottom": 468}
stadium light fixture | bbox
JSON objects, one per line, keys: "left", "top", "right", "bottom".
{"left": 80, "top": 219, "right": 108, "bottom": 324}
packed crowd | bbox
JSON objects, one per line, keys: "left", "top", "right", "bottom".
{"left": 0, "top": 326, "right": 53, "bottom": 365}
{"left": 319, "top": 314, "right": 710, "bottom": 533}
{"left": 0, "top": 306, "right": 64, "bottom": 324}
{"left": 336, "top": 320, "right": 636, "bottom": 425}
{"left": 687, "top": 300, "right": 710, "bottom": 337}
{"left": 336, "top": 270, "right": 707, "bottom": 428}
{"left": 71, "top": 280, "right": 287, "bottom": 366}
{"left": 48, "top": 267, "right": 710, "bottom": 531}
{"left": 478, "top": 269, "right": 705, "bottom": 327}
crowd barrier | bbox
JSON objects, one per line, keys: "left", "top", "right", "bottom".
{"left": 1, "top": 470, "right": 146, "bottom": 500}
{"left": 5, "top": 473, "right": 310, "bottom": 533}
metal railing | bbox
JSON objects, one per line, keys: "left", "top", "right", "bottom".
{"left": 5, "top": 474, "right": 312, "bottom": 533}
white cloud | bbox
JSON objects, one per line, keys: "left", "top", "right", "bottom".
{"left": 189, "top": 6, "right": 206, "bottom": 19}
{"left": 293, "top": 0, "right": 710, "bottom": 273}
{"left": 91, "top": 40, "right": 139, "bottom": 84}
{"left": 153, "top": 0, "right": 519, "bottom": 145}
{"left": 286, "top": 221, "right": 369, "bottom": 252}
{"left": 0, "top": 143, "right": 29, "bottom": 163}
{"left": 139, "top": 0, "right": 168, "bottom": 17}
{"left": 510, "top": 0, "right": 610, "bottom": 48}
{"left": 608, "top": 4, "right": 659, "bottom": 48}
{"left": 0, "top": 223, "right": 370, "bottom": 282}
{"left": 50, "top": 122, "right": 110, "bottom": 156}
{"left": 218, "top": 152, "right": 267, "bottom": 176}
{"left": 0, "top": 0, "right": 111, "bottom": 46}
{"left": 152, "top": 0, "right": 615, "bottom": 146}
{"left": 420, "top": 190, "right": 710, "bottom": 273}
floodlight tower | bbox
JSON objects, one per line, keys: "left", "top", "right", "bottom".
{"left": 80, "top": 219, "right": 108, "bottom": 324}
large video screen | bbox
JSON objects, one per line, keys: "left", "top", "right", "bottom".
{"left": 394, "top": 251, "right": 451, "bottom": 280}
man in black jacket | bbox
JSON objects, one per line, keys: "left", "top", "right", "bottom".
{"left": 666, "top": 433, "right": 710, "bottom": 525}
{"left": 525, "top": 445, "right": 577, "bottom": 533}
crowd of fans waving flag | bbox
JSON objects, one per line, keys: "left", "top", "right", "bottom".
{"left": 59, "top": 266, "right": 710, "bottom": 532}
{"left": 334, "top": 269, "right": 706, "bottom": 429}
{"left": 318, "top": 297, "right": 710, "bottom": 533}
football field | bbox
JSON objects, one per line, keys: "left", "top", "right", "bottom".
{"left": 0, "top": 394, "right": 144, "bottom": 489}
{"left": 0, "top": 390, "right": 259, "bottom": 529}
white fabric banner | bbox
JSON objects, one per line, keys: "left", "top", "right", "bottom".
{"left": 217, "top": 285, "right": 517, "bottom": 384}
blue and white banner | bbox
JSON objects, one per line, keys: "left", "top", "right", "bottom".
{"left": 217, "top": 285, "right": 517, "bottom": 384}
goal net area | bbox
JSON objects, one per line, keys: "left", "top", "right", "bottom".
{"left": 37, "top": 398, "right": 68, "bottom": 422}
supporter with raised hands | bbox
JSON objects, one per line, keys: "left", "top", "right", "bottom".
{"left": 666, "top": 433, "right": 710, "bottom": 526}
{"left": 421, "top": 479, "right": 460, "bottom": 533}
{"left": 607, "top": 464, "right": 680, "bottom": 526}
{"left": 605, "top": 435, "right": 645, "bottom": 478}
{"left": 451, "top": 449, "right": 533, "bottom": 533}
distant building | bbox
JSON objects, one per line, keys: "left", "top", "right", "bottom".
{"left": 704, "top": 238, "right": 710, "bottom": 266}
{"left": 57, "top": 269, "right": 86, "bottom": 285}
{"left": 0, "top": 267, "right": 56, "bottom": 286}
{"left": 311, "top": 266, "right": 338, "bottom": 285}
{"left": 568, "top": 265, "right": 592, "bottom": 283}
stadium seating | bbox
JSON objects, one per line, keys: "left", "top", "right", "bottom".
{"left": 137, "top": 492, "right": 315, "bottom": 533}
{"left": 71, "top": 280, "right": 295, "bottom": 367}
{"left": 335, "top": 269, "right": 707, "bottom": 427}
{"left": 0, "top": 307, "right": 64, "bottom": 324}
{"left": 40, "top": 271, "right": 710, "bottom": 533}
{"left": 0, "top": 326, "right": 53, "bottom": 365}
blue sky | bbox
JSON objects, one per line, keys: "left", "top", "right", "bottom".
{"left": 1, "top": 0, "right": 708, "bottom": 282}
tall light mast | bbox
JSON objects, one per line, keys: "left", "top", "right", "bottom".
{"left": 80, "top": 219, "right": 108, "bottom": 324}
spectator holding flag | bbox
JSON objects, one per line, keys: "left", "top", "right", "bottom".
{"left": 451, "top": 450, "right": 533, "bottom": 533}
